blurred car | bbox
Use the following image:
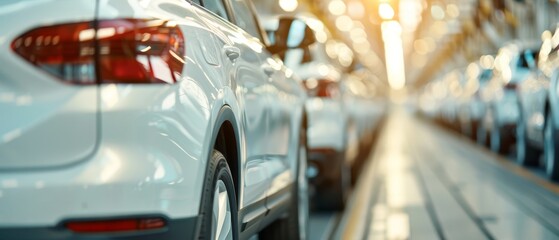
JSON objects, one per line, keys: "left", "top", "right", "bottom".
{"left": 457, "top": 59, "right": 494, "bottom": 140}
{"left": 0, "top": 1, "right": 312, "bottom": 239}
{"left": 341, "top": 69, "right": 387, "bottom": 180}
{"left": 478, "top": 42, "right": 540, "bottom": 154}
{"left": 437, "top": 68, "right": 465, "bottom": 130}
{"left": 517, "top": 27, "right": 559, "bottom": 180}
{"left": 267, "top": 16, "right": 358, "bottom": 210}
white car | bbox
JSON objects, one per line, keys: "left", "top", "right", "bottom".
{"left": 478, "top": 42, "right": 539, "bottom": 154}
{"left": 516, "top": 27, "right": 559, "bottom": 180}
{"left": 341, "top": 69, "right": 386, "bottom": 176}
{"left": 266, "top": 16, "right": 356, "bottom": 210}
{"left": 456, "top": 60, "right": 493, "bottom": 140}
{"left": 0, "top": 0, "right": 312, "bottom": 239}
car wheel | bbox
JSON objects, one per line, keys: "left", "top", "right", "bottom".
{"left": 260, "top": 126, "right": 309, "bottom": 239}
{"left": 470, "top": 120, "right": 479, "bottom": 140}
{"left": 199, "top": 150, "right": 238, "bottom": 240}
{"left": 315, "top": 156, "right": 350, "bottom": 211}
{"left": 477, "top": 122, "right": 489, "bottom": 146}
{"left": 461, "top": 120, "right": 471, "bottom": 138}
{"left": 490, "top": 120, "right": 512, "bottom": 154}
{"left": 516, "top": 115, "right": 540, "bottom": 166}
{"left": 544, "top": 114, "right": 559, "bottom": 181}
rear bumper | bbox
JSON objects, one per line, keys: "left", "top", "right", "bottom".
{"left": 0, "top": 216, "right": 198, "bottom": 240}
{"left": 0, "top": 85, "right": 211, "bottom": 227}
{"left": 0, "top": 140, "right": 204, "bottom": 226}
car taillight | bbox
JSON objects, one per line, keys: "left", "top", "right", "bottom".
{"left": 504, "top": 82, "right": 517, "bottom": 90}
{"left": 65, "top": 217, "right": 166, "bottom": 233}
{"left": 11, "top": 22, "right": 96, "bottom": 84}
{"left": 97, "top": 19, "right": 185, "bottom": 84}
{"left": 304, "top": 79, "right": 339, "bottom": 98}
{"left": 11, "top": 19, "right": 185, "bottom": 85}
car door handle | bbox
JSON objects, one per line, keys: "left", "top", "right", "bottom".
{"left": 261, "top": 64, "right": 275, "bottom": 76}
{"left": 224, "top": 46, "right": 240, "bottom": 61}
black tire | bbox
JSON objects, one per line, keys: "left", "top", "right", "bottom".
{"left": 470, "top": 120, "right": 479, "bottom": 140}
{"left": 477, "top": 122, "right": 490, "bottom": 147}
{"left": 198, "top": 150, "right": 239, "bottom": 240}
{"left": 516, "top": 115, "right": 540, "bottom": 166}
{"left": 260, "top": 125, "right": 309, "bottom": 240}
{"left": 490, "top": 122, "right": 513, "bottom": 155}
{"left": 460, "top": 120, "right": 471, "bottom": 137}
{"left": 315, "top": 157, "right": 350, "bottom": 211}
{"left": 544, "top": 113, "right": 559, "bottom": 181}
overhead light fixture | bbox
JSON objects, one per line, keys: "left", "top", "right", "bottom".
{"left": 279, "top": 0, "right": 298, "bottom": 12}
{"left": 378, "top": 3, "right": 395, "bottom": 20}
{"left": 328, "top": 0, "right": 346, "bottom": 16}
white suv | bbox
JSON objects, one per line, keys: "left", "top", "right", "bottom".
{"left": 478, "top": 42, "right": 540, "bottom": 154}
{"left": 267, "top": 16, "right": 357, "bottom": 210}
{"left": 0, "top": 0, "right": 312, "bottom": 239}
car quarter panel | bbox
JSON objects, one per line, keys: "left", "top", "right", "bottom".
{"left": 0, "top": 0, "right": 98, "bottom": 170}
{"left": 90, "top": 0, "right": 240, "bottom": 220}
{"left": 192, "top": 3, "right": 276, "bottom": 211}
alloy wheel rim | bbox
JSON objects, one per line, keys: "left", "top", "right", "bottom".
{"left": 211, "top": 180, "right": 233, "bottom": 240}
{"left": 298, "top": 145, "right": 309, "bottom": 240}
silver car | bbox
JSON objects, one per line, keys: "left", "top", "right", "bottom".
{"left": 478, "top": 42, "right": 539, "bottom": 154}
{"left": 0, "top": 0, "right": 313, "bottom": 239}
{"left": 517, "top": 27, "right": 559, "bottom": 181}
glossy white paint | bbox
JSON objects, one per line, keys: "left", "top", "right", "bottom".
{"left": 518, "top": 27, "right": 559, "bottom": 146}
{"left": 0, "top": 0, "right": 98, "bottom": 169}
{"left": 480, "top": 42, "right": 539, "bottom": 127}
{"left": 518, "top": 72, "right": 549, "bottom": 144}
{"left": 0, "top": 0, "right": 306, "bottom": 231}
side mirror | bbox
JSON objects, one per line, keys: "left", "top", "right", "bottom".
{"left": 268, "top": 16, "right": 316, "bottom": 55}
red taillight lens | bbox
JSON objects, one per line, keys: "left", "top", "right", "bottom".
{"left": 304, "top": 79, "right": 340, "bottom": 98}
{"left": 65, "top": 217, "right": 166, "bottom": 233}
{"left": 11, "top": 19, "right": 185, "bottom": 85}
{"left": 97, "top": 19, "right": 185, "bottom": 84}
{"left": 11, "top": 22, "right": 96, "bottom": 84}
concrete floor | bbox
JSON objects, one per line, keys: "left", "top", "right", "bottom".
{"left": 318, "top": 109, "right": 559, "bottom": 240}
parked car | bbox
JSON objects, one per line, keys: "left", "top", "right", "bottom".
{"left": 267, "top": 16, "right": 357, "bottom": 210}
{"left": 457, "top": 59, "right": 494, "bottom": 140}
{"left": 341, "top": 69, "right": 387, "bottom": 180}
{"left": 0, "top": 0, "right": 313, "bottom": 239}
{"left": 478, "top": 42, "right": 540, "bottom": 154}
{"left": 517, "top": 27, "right": 559, "bottom": 180}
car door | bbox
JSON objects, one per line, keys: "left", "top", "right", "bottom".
{"left": 194, "top": 0, "right": 273, "bottom": 216}
{"left": 519, "top": 50, "right": 548, "bottom": 143}
{"left": 226, "top": 0, "right": 298, "bottom": 205}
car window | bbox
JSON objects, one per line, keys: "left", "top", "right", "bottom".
{"left": 518, "top": 50, "right": 538, "bottom": 69}
{"left": 201, "top": 0, "right": 229, "bottom": 20}
{"left": 229, "top": 0, "right": 263, "bottom": 41}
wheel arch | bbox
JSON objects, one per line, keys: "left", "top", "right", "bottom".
{"left": 206, "top": 105, "right": 241, "bottom": 204}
